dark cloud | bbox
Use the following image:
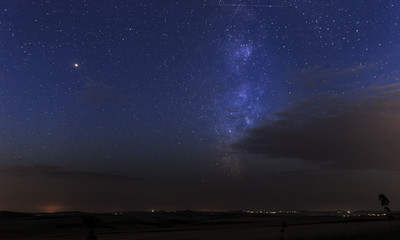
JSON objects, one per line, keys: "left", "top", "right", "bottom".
{"left": 1, "top": 164, "right": 138, "bottom": 181}
{"left": 233, "top": 83, "right": 400, "bottom": 170}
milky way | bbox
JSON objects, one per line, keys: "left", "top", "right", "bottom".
{"left": 1, "top": 0, "right": 400, "bottom": 211}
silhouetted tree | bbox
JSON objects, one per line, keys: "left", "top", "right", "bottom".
{"left": 378, "top": 193, "right": 392, "bottom": 222}
{"left": 87, "top": 229, "right": 97, "bottom": 240}
{"left": 379, "top": 194, "right": 390, "bottom": 207}
{"left": 82, "top": 215, "right": 100, "bottom": 240}
{"left": 280, "top": 222, "right": 287, "bottom": 240}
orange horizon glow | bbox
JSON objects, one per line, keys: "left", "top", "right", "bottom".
{"left": 39, "top": 205, "right": 66, "bottom": 213}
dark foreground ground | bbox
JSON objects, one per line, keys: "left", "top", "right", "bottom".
{"left": 0, "top": 211, "right": 399, "bottom": 239}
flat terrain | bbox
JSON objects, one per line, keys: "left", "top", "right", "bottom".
{"left": 0, "top": 211, "right": 399, "bottom": 239}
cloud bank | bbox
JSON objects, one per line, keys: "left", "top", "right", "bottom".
{"left": 1, "top": 164, "right": 138, "bottom": 181}
{"left": 234, "top": 83, "right": 400, "bottom": 170}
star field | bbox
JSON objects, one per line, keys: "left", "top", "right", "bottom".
{"left": 1, "top": 0, "right": 400, "bottom": 212}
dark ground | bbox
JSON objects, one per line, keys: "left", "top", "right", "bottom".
{"left": 0, "top": 211, "right": 399, "bottom": 239}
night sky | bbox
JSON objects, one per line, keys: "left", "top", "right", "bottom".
{"left": 1, "top": 0, "right": 400, "bottom": 212}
